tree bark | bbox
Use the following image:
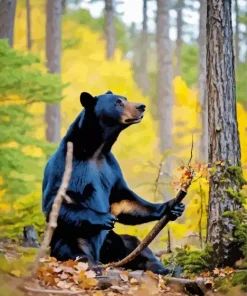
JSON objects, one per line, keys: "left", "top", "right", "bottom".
{"left": 234, "top": 0, "right": 240, "bottom": 66}
{"left": 138, "top": 0, "right": 150, "bottom": 95}
{"left": 22, "top": 226, "right": 40, "bottom": 248}
{"left": 175, "top": 0, "right": 183, "bottom": 76}
{"left": 206, "top": 0, "right": 243, "bottom": 266}
{"left": 156, "top": 0, "right": 173, "bottom": 175}
{"left": 0, "top": 0, "right": 16, "bottom": 47}
{"left": 198, "top": 0, "right": 208, "bottom": 161}
{"left": 104, "top": 0, "right": 115, "bottom": 60}
{"left": 45, "top": 0, "right": 62, "bottom": 143}
{"left": 26, "top": 0, "right": 32, "bottom": 50}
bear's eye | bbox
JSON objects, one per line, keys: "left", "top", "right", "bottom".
{"left": 116, "top": 99, "right": 124, "bottom": 107}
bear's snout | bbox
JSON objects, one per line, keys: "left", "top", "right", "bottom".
{"left": 136, "top": 104, "right": 146, "bottom": 112}
{"left": 120, "top": 101, "right": 145, "bottom": 124}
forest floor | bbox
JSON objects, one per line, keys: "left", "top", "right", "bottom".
{"left": 0, "top": 242, "right": 246, "bottom": 296}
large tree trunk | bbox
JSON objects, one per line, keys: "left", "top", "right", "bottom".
{"left": 206, "top": 0, "right": 243, "bottom": 266}
{"left": 198, "top": 0, "right": 208, "bottom": 161}
{"left": 0, "top": 0, "right": 16, "bottom": 46}
{"left": 234, "top": 0, "right": 240, "bottom": 66}
{"left": 156, "top": 0, "right": 173, "bottom": 171}
{"left": 104, "top": 0, "right": 115, "bottom": 60}
{"left": 26, "top": 0, "right": 32, "bottom": 50}
{"left": 175, "top": 0, "right": 183, "bottom": 76}
{"left": 45, "top": 0, "right": 62, "bottom": 143}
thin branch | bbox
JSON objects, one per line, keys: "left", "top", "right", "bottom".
{"left": 20, "top": 286, "right": 85, "bottom": 295}
{"left": 106, "top": 140, "right": 195, "bottom": 268}
{"left": 154, "top": 153, "right": 170, "bottom": 201}
{"left": 31, "top": 142, "right": 73, "bottom": 275}
{"left": 187, "top": 134, "right": 194, "bottom": 167}
{"left": 105, "top": 188, "right": 188, "bottom": 268}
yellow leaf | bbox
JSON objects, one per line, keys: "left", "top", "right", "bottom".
{"left": 10, "top": 270, "right": 21, "bottom": 277}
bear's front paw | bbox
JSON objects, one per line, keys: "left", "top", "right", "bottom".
{"left": 169, "top": 203, "right": 185, "bottom": 221}
{"left": 101, "top": 213, "right": 117, "bottom": 230}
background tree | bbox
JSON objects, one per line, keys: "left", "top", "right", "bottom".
{"left": 198, "top": 0, "right": 207, "bottom": 161}
{"left": 156, "top": 0, "right": 173, "bottom": 171}
{"left": 0, "top": 0, "right": 17, "bottom": 46}
{"left": 26, "top": 0, "right": 32, "bottom": 50}
{"left": 156, "top": 0, "right": 174, "bottom": 252}
{"left": 175, "top": 0, "right": 183, "bottom": 76}
{"left": 206, "top": 0, "right": 245, "bottom": 266}
{"left": 105, "top": 0, "right": 116, "bottom": 59}
{"left": 135, "top": 0, "right": 150, "bottom": 95}
{"left": 45, "top": 0, "right": 62, "bottom": 143}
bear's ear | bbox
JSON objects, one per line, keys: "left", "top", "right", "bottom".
{"left": 80, "top": 92, "right": 96, "bottom": 108}
{"left": 105, "top": 90, "right": 113, "bottom": 95}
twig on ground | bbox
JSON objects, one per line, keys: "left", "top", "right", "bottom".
{"left": 31, "top": 142, "right": 73, "bottom": 275}
{"left": 20, "top": 286, "right": 85, "bottom": 295}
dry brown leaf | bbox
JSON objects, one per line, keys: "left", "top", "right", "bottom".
{"left": 158, "top": 275, "right": 166, "bottom": 289}
{"left": 63, "top": 259, "right": 78, "bottom": 268}
{"left": 200, "top": 271, "right": 211, "bottom": 277}
{"left": 54, "top": 267, "right": 63, "bottom": 273}
{"left": 76, "top": 262, "right": 89, "bottom": 272}
{"left": 213, "top": 268, "right": 220, "bottom": 275}
{"left": 146, "top": 270, "right": 158, "bottom": 280}
{"left": 111, "top": 285, "right": 128, "bottom": 293}
{"left": 63, "top": 267, "right": 74, "bottom": 274}
{"left": 60, "top": 272, "right": 69, "bottom": 280}
{"left": 78, "top": 278, "right": 98, "bottom": 290}
{"left": 57, "top": 280, "right": 68, "bottom": 289}
{"left": 86, "top": 270, "right": 96, "bottom": 278}
{"left": 130, "top": 278, "right": 139, "bottom": 285}
{"left": 119, "top": 271, "right": 129, "bottom": 282}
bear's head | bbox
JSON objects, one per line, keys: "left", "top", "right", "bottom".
{"left": 80, "top": 91, "right": 146, "bottom": 129}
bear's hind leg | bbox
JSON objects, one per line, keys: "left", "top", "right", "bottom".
{"left": 120, "top": 234, "right": 170, "bottom": 275}
{"left": 50, "top": 234, "right": 102, "bottom": 274}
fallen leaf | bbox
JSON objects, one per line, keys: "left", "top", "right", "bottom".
{"left": 10, "top": 270, "right": 21, "bottom": 277}
{"left": 86, "top": 270, "right": 96, "bottom": 278}
{"left": 130, "top": 278, "right": 139, "bottom": 285}
{"left": 54, "top": 267, "right": 63, "bottom": 273}
{"left": 146, "top": 270, "right": 158, "bottom": 280}
{"left": 119, "top": 271, "right": 129, "bottom": 282}
{"left": 60, "top": 272, "right": 69, "bottom": 280}
{"left": 63, "top": 259, "right": 78, "bottom": 268}
{"left": 76, "top": 262, "right": 88, "bottom": 272}
{"left": 111, "top": 285, "right": 128, "bottom": 293}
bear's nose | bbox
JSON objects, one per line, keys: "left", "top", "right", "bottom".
{"left": 136, "top": 104, "right": 146, "bottom": 112}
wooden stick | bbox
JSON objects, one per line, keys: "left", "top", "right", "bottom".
{"left": 31, "top": 142, "right": 73, "bottom": 275}
{"left": 106, "top": 188, "right": 188, "bottom": 268}
{"left": 20, "top": 286, "right": 85, "bottom": 295}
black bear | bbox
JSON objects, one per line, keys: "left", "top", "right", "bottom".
{"left": 42, "top": 91, "right": 185, "bottom": 275}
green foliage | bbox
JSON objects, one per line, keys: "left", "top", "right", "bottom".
{"left": 64, "top": 8, "right": 130, "bottom": 54}
{"left": 226, "top": 166, "right": 246, "bottom": 187}
{"left": 231, "top": 271, "right": 247, "bottom": 292}
{"left": 0, "top": 39, "right": 64, "bottom": 237}
{"left": 222, "top": 209, "right": 247, "bottom": 258}
{"left": 180, "top": 44, "right": 198, "bottom": 87}
{"left": 0, "top": 39, "right": 65, "bottom": 104}
{"left": 164, "top": 244, "right": 216, "bottom": 276}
